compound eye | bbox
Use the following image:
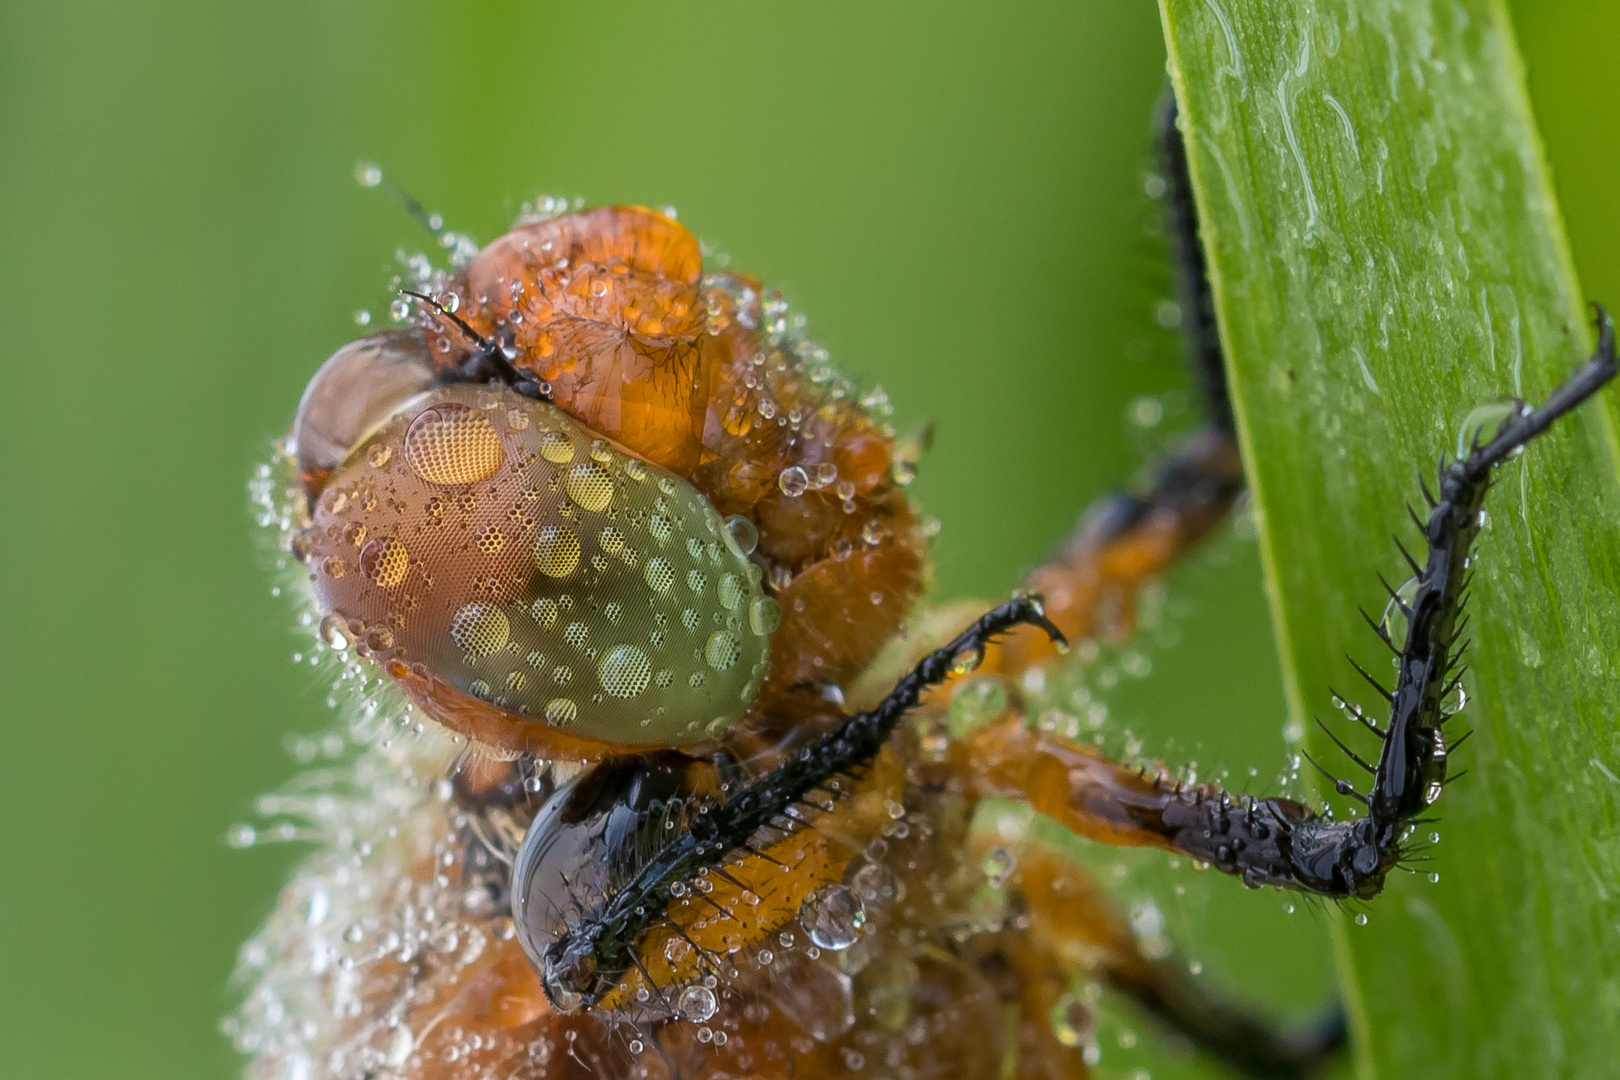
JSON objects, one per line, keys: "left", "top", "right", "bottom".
{"left": 290, "top": 333, "right": 436, "bottom": 496}
{"left": 301, "top": 382, "right": 780, "bottom": 748}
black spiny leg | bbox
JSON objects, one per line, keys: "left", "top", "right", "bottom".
{"left": 1150, "top": 307, "right": 1618, "bottom": 897}
{"left": 1157, "top": 91, "right": 1234, "bottom": 435}
{"left": 537, "top": 597, "right": 1068, "bottom": 1010}
{"left": 1023, "top": 100, "right": 1250, "bottom": 628}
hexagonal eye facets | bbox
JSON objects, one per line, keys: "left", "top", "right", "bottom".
{"left": 305, "top": 382, "right": 780, "bottom": 747}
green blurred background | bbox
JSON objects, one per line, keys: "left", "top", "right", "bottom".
{"left": 0, "top": 2, "right": 1613, "bottom": 1077}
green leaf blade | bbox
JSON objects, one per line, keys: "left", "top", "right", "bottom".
{"left": 1158, "top": 2, "right": 1620, "bottom": 1076}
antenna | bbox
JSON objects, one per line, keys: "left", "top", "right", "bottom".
{"left": 400, "top": 290, "right": 489, "bottom": 350}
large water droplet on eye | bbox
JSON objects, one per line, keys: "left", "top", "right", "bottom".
{"left": 705, "top": 631, "right": 742, "bottom": 671}
{"left": 722, "top": 515, "right": 759, "bottom": 557}
{"left": 717, "top": 574, "right": 744, "bottom": 611}
{"left": 798, "top": 884, "right": 866, "bottom": 950}
{"left": 566, "top": 462, "right": 614, "bottom": 512}
{"left": 748, "top": 597, "right": 781, "bottom": 637}
{"left": 598, "top": 644, "right": 652, "bottom": 699}
{"left": 533, "top": 526, "right": 582, "bottom": 578}
{"left": 450, "top": 602, "right": 510, "bottom": 659}
{"left": 539, "top": 430, "right": 575, "bottom": 464}
{"left": 644, "top": 557, "right": 676, "bottom": 594}
{"left": 358, "top": 536, "right": 409, "bottom": 587}
{"left": 404, "top": 406, "right": 505, "bottom": 486}
{"left": 677, "top": 984, "right": 718, "bottom": 1022}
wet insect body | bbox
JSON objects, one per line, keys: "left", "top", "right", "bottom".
{"left": 229, "top": 110, "right": 1617, "bottom": 1080}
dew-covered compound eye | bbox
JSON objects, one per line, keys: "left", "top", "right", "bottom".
{"left": 296, "top": 379, "right": 778, "bottom": 751}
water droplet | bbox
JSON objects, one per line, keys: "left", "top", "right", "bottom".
{"left": 450, "top": 602, "right": 510, "bottom": 659}
{"left": 1379, "top": 575, "right": 1421, "bottom": 645}
{"left": 404, "top": 405, "right": 504, "bottom": 485}
{"left": 1130, "top": 396, "right": 1165, "bottom": 428}
{"left": 748, "top": 596, "right": 781, "bottom": 637}
{"left": 358, "top": 537, "right": 409, "bottom": 588}
{"left": 539, "top": 430, "right": 574, "bottom": 464}
{"left": 799, "top": 883, "right": 865, "bottom": 950}
{"left": 355, "top": 161, "right": 383, "bottom": 187}
{"left": 598, "top": 644, "right": 652, "bottom": 698}
{"left": 722, "top": 515, "right": 759, "bottom": 557}
{"left": 565, "top": 462, "right": 614, "bottom": 512}
{"left": 981, "top": 847, "right": 1016, "bottom": 887}
{"left": 1050, "top": 992, "right": 1095, "bottom": 1048}
{"left": 949, "top": 646, "right": 985, "bottom": 676}
{"left": 644, "top": 557, "right": 676, "bottom": 594}
{"left": 778, "top": 466, "right": 809, "bottom": 497}
{"left": 1354, "top": 913, "right": 1369, "bottom": 926}
{"left": 851, "top": 862, "right": 901, "bottom": 907}
{"left": 678, "top": 984, "right": 718, "bottom": 1022}
{"left": 1444, "top": 679, "right": 1468, "bottom": 715}
{"left": 318, "top": 612, "right": 353, "bottom": 650}
{"left": 533, "top": 526, "right": 582, "bottom": 578}
{"left": 1456, "top": 399, "right": 1521, "bottom": 458}
{"left": 705, "top": 631, "right": 742, "bottom": 671}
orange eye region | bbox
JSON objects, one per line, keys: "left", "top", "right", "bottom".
{"left": 437, "top": 206, "right": 713, "bottom": 475}
{"left": 299, "top": 383, "right": 778, "bottom": 752}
